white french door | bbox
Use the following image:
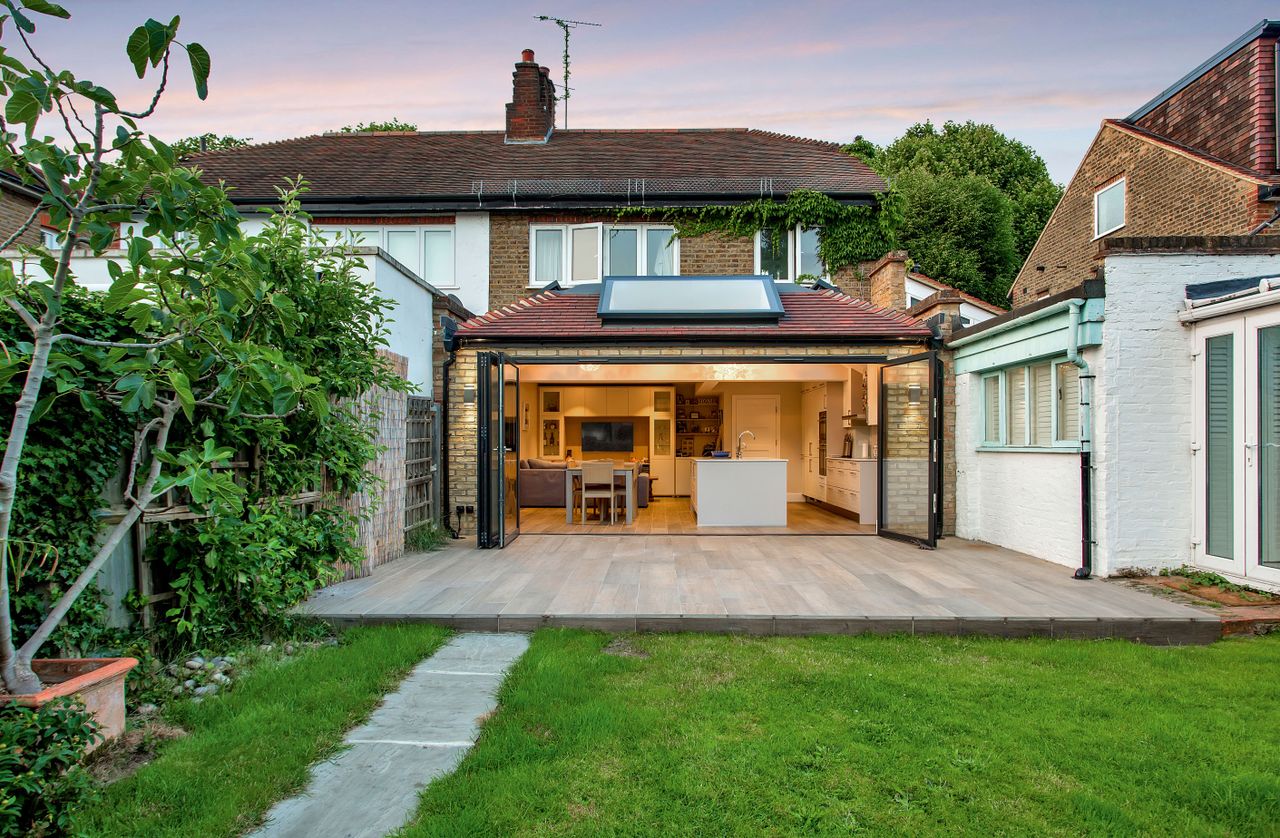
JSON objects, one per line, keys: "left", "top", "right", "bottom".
{"left": 1194, "top": 308, "right": 1280, "bottom": 585}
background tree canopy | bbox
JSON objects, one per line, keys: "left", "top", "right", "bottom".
{"left": 847, "top": 120, "right": 1062, "bottom": 306}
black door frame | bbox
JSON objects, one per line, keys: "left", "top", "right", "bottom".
{"left": 877, "top": 350, "right": 942, "bottom": 548}
{"left": 476, "top": 352, "right": 520, "bottom": 548}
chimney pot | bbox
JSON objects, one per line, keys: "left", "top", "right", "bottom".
{"left": 521, "top": 48, "right": 535, "bottom": 63}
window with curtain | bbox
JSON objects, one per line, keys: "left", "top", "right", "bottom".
{"left": 1006, "top": 366, "right": 1027, "bottom": 445}
{"left": 533, "top": 228, "right": 564, "bottom": 285}
{"left": 646, "top": 227, "right": 675, "bottom": 275}
{"left": 1029, "top": 362, "right": 1053, "bottom": 446}
{"left": 1205, "top": 333, "right": 1235, "bottom": 559}
{"left": 570, "top": 226, "right": 599, "bottom": 282}
{"left": 385, "top": 229, "right": 419, "bottom": 274}
{"left": 1056, "top": 362, "right": 1080, "bottom": 442}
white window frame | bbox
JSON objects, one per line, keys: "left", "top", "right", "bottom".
{"left": 313, "top": 223, "right": 458, "bottom": 288}
{"left": 754, "top": 224, "right": 828, "bottom": 282}
{"left": 976, "top": 358, "right": 1081, "bottom": 452}
{"left": 1093, "top": 177, "right": 1126, "bottom": 240}
{"left": 602, "top": 223, "right": 680, "bottom": 277}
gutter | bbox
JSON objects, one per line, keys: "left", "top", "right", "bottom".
{"left": 1066, "top": 300, "right": 1095, "bottom": 580}
{"left": 946, "top": 300, "right": 1077, "bottom": 349}
{"left": 1179, "top": 280, "right": 1280, "bottom": 322}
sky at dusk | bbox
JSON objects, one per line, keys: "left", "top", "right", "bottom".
{"left": 25, "top": 1, "right": 1280, "bottom": 182}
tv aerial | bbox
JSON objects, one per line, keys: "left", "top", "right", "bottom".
{"left": 534, "top": 15, "right": 602, "bottom": 128}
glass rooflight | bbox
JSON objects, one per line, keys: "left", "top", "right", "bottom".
{"left": 597, "top": 275, "right": 784, "bottom": 321}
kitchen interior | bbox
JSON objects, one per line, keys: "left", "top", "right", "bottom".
{"left": 514, "top": 362, "right": 882, "bottom": 533}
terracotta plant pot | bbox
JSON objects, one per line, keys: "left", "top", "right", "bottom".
{"left": 0, "top": 657, "right": 138, "bottom": 751}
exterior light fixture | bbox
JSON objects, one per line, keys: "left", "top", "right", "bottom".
{"left": 907, "top": 384, "right": 922, "bottom": 404}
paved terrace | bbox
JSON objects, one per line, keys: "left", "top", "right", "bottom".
{"left": 303, "top": 535, "right": 1219, "bottom": 644}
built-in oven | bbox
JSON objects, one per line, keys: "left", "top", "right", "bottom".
{"left": 818, "top": 410, "right": 827, "bottom": 477}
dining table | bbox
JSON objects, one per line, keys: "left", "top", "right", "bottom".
{"left": 563, "top": 463, "right": 638, "bottom": 525}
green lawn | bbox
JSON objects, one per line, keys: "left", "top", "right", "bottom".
{"left": 83, "top": 624, "right": 450, "bottom": 838}
{"left": 401, "top": 631, "right": 1280, "bottom": 837}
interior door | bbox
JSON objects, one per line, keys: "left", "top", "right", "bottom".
{"left": 477, "top": 353, "right": 520, "bottom": 548}
{"left": 878, "top": 352, "right": 941, "bottom": 547}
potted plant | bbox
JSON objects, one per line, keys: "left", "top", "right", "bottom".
{"left": 0, "top": 2, "right": 320, "bottom": 741}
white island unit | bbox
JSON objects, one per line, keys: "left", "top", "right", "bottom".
{"left": 690, "top": 458, "right": 788, "bottom": 527}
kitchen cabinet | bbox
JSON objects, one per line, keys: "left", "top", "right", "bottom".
{"left": 563, "top": 387, "right": 585, "bottom": 417}
{"left": 825, "top": 458, "right": 877, "bottom": 524}
{"left": 605, "top": 387, "right": 629, "bottom": 416}
{"left": 675, "top": 458, "right": 693, "bottom": 495}
{"left": 629, "top": 388, "right": 650, "bottom": 416}
{"left": 584, "top": 387, "right": 607, "bottom": 416}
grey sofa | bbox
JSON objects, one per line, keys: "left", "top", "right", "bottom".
{"left": 518, "top": 458, "right": 650, "bottom": 508}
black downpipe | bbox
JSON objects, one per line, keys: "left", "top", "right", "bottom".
{"left": 1074, "top": 451, "right": 1093, "bottom": 579}
{"left": 440, "top": 348, "right": 459, "bottom": 540}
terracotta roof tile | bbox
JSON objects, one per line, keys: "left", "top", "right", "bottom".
{"left": 187, "top": 129, "right": 885, "bottom": 204}
{"left": 457, "top": 286, "right": 932, "bottom": 342}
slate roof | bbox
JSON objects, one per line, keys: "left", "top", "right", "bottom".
{"left": 186, "top": 129, "right": 886, "bottom": 209}
{"left": 456, "top": 284, "right": 932, "bottom": 343}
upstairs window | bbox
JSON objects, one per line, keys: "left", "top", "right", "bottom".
{"left": 1094, "top": 178, "right": 1125, "bottom": 239}
{"left": 316, "top": 224, "right": 456, "bottom": 287}
{"left": 532, "top": 223, "right": 678, "bottom": 286}
{"left": 755, "top": 225, "right": 826, "bottom": 282}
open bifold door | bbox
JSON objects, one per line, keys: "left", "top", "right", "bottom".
{"left": 476, "top": 352, "right": 520, "bottom": 548}
{"left": 878, "top": 351, "right": 942, "bottom": 548}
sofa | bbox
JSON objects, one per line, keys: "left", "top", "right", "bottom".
{"left": 518, "top": 458, "right": 650, "bottom": 508}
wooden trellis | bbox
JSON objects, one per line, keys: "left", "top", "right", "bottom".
{"left": 404, "top": 396, "right": 438, "bottom": 536}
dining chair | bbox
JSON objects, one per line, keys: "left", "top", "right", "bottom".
{"left": 580, "top": 460, "right": 616, "bottom": 525}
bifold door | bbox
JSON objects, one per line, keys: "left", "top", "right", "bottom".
{"left": 477, "top": 353, "right": 520, "bottom": 548}
{"left": 878, "top": 352, "right": 942, "bottom": 547}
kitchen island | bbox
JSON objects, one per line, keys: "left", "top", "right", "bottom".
{"left": 690, "top": 458, "right": 788, "bottom": 527}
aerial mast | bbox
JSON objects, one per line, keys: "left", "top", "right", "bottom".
{"left": 534, "top": 15, "right": 602, "bottom": 129}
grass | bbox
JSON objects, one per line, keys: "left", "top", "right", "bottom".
{"left": 401, "top": 630, "right": 1280, "bottom": 837}
{"left": 82, "top": 623, "right": 450, "bottom": 838}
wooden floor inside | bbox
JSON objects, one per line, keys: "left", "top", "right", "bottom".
{"left": 519, "top": 498, "right": 875, "bottom": 536}
{"left": 303, "top": 533, "right": 1220, "bottom": 644}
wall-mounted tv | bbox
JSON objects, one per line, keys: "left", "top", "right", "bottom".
{"left": 581, "top": 421, "right": 634, "bottom": 452}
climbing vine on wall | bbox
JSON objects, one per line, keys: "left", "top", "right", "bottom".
{"left": 620, "top": 188, "right": 903, "bottom": 276}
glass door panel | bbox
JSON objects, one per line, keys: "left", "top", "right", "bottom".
{"left": 476, "top": 353, "right": 520, "bottom": 548}
{"left": 1259, "top": 325, "right": 1280, "bottom": 569}
{"left": 502, "top": 363, "right": 520, "bottom": 546}
{"left": 878, "top": 352, "right": 940, "bottom": 547}
{"left": 1204, "top": 333, "right": 1236, "bottom": 560}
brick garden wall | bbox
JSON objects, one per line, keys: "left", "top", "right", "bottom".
{"left": 1011, "top": 123, "right": 1266, "bottom": 305}
{"left": 446, "top": 342, "right": 952, "bottom": 540}
{"left": 339, "top": 350, "right": 408, "bottom": 579}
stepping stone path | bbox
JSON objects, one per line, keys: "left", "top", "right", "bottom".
{"left": 250, "top": 632, "right": 530, "bottom": 838}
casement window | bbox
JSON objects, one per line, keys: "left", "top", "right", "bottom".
{"left": 530, "top": 223, "right": 678, "bottom": 286}
{"left": 316, "top": 224, "right": 456, "bottom": 287}
{"left": 755, "top": 225, "right": 825, "bottom": 282}
{"left": 1093, "top": 177, "right": 1125, "bottom": 239}
{"left": 978, "top": 358, "right": 1081, "bottom": 449}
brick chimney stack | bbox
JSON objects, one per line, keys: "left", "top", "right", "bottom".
{"left": 505, "top": 49, "right": 556, "bottom": 144}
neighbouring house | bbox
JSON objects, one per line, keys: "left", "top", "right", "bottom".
{"left": 1012, "top": 19, "right": 1280, "bottom": 307}
{"left": 0, "top": 170, "right": 48, "bottom": 249}
{"left": 952, "top": 20, "right": 1280, "bottom": 587}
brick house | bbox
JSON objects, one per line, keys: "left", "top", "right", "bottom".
{"left": 949, "top": 21, "right": 1280, "bottom": 587}
{"left": 1012, "top": 19, "right": 1280, "bottom": 306}
{"left": 179, "top": 49, "right": 983, "bottom": 548}
{"left": 0, "top": 170, "right": 45, "bottom": 248}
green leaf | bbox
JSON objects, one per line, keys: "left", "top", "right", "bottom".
{"left": 103, "top": 274, "right": 140, "bottom": 312}
{"left": 9, "top": 5, "right": 33, "bottom": 33}
{"left": 125, "top": 25, "right": 149, "bottom": 78}
{"left": 21, "top": 0, "right": 68, "bottom": 18}
{"left": 168, "top": 369, "right": 194, "bottom": 420}
{"left": 3, "top": 86, "right": 39, "bottom": 124}
{"left": 185, "top": 42, "right": 209, "bottom": 100}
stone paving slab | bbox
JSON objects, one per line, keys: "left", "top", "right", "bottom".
{"left": 250, "top": 632, "right": 529, "bottom": 838}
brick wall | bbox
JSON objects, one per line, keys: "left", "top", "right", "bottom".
{"left": 1136, "top": 37, "right": 1278, "bottom": 175}
{"left": 1010, "top": 123, "right": 1265, "bottom": 305}
{"left": 679, "top": 231, "right": 754, "bottom": 276}
{"left": 446, "top": 342, "right": 935, "bottom": 539}
{"left": 0, "top": 188, "right": 40, "bottom": 248}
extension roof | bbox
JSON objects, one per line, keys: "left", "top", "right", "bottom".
{"left": 186, "top": 129, "right": 887, "bottom": 212}
{"left": 907, "top": 271, "right": 1007, "bottom": 314}
{"left": 456, "top": 282, "right": 932, "bottom": 344}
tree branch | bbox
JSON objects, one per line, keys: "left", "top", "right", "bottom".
{"left": 118, "top": 53, "right": 170, "bottom": 120}
{"left": 0, "top": 203, "right": 43, "bottom": 252}
{"left": 2, "top": 296, "right": 38, "bottom": 332}
{"left": 51, "top": 332, "right": 185, "bottom": 350}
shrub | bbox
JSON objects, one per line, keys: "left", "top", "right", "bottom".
{"left": 0, "top": 699, "right": 100, "bottom": 837}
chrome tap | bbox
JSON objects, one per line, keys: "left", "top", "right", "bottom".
{"left": 735, "top": 429, "right": 756, "bottom": 459}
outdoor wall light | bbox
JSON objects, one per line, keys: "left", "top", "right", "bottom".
{"left": 463, "top": 386, "right": 476, "bottom": 404}
{"left": 907, "top": 384, "right": 922, "bottom": 404}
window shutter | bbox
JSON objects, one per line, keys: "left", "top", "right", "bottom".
{"left": 983, "top": 376, "right": 1001, "bottom": 444}
{"left": 1056, "top": 362, "right": 1080, "bottom": 442}
{"left": 1205, "top": 334, "right": 1235, "bottom": 560}
{"left": 1030, "top": 362, "right": 1052, "bottom": 446}
{"left": 1006, "top": 366, "right": 1027, "bottom": 445}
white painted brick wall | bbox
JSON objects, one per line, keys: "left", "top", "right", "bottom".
{"left": 955, "top": 374, "right": 1082, "bottom": 567}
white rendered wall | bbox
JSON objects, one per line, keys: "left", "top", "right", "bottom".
{"left": 364, "top": 255, "right": 433, "bottom": 396}
{"left": 1091, "top": 251, "right": 1280, "bottom": 575}
{"left": 453, "top": 212, "right": 490, "bottom": 314}
{"left": 954, "top": 372, "right": 1083, "bottom": 567}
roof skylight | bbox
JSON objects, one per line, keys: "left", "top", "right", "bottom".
{"left": 597, "top": 275, "right": 784, "bottom": 321}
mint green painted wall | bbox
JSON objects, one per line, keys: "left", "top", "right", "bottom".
{"left": 953, "top": 299, "right": 1103, "bottom": 374}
